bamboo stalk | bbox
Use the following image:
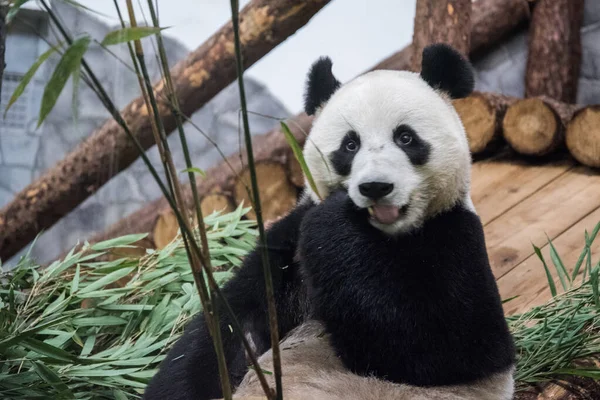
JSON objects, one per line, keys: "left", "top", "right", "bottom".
{"left": 230, "top": 1, "right": 281, "bottom": 398}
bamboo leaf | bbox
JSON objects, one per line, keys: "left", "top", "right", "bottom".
{"left": 21, "top": 338, "right": 78, "bottom": 363}
{"left": 180, "top": 167, "right": 206, "bottom": 177}
{"left": 547, "top": 235, "right": 570, "bottom": 290}
{"left": 91, "top": 233, "right": 148, "bottom": 251}
{"left": 72, "top": 316, "right": 128, "bottom": 327}
{"left": 70, "top": 264, "right": 80, "bottom": 294}
{"left": 533, "top": 243, "right": 557, "bottom": 297}
{"left": 31, "top": 361, "right": 73, "bottom": 398}
{"left": 281, "top": 121, "right": 322, "bottom": 200}
{"left": 101, "top": 26, "right": 166, "bottom": 46}
{"left": 77, "top": 266, "right": 134, "bottom": 294}
{"left": 591, "top": 267, "right": 600, "bottom": 308}
{"left": 38, "top": 36, "right": 91, "bottom": 128}
{"left": 4, "top": 45, "right": 58, "bottom": 117}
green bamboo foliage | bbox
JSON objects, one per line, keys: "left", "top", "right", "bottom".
{"left": 0, "top": 208, "right": 257, "bottom": 399}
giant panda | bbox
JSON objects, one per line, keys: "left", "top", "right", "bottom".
{"left": 143, "top": 43, "right": 515, "bottom": 400}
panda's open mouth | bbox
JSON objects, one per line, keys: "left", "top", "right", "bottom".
{"left": 367, "top": 204, "right": 409, "bottom": 225}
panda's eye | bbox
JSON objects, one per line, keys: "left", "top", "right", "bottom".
{"left": 395, "top": 132, "right": 413, "bottom": 146}
{"left": 345, "top": 140, "right": 359, "bottom": 152}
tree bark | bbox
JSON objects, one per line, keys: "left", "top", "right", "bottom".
{"left": 410, "top": 0, "right": 472, "bottom": 72}
{"left": 502, "top": 97, "right": 581, "bottom": 156}
{"left": 0, "top": 0, "right": 331, "bottom": 261}
{"left": 566, "top": 106, "right": 600, "bottom": 168}
{"left": 0, "top": 5, "right": 7, "bottom": 99}
{"left": 55, "top": 0, "right": 535, "bottom": 256}
{"left": 452, "top": 91, "right": 516, "bottom": 156}
{"left": 525, "top": 0, "right": 585, "bottom": 103}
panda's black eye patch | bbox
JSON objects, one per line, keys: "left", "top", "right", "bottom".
{"left": 330, "top": 131, "right": 360, "bottom": 176}
{"left": 393, "top": 125, "right": 430, "bottom": 166}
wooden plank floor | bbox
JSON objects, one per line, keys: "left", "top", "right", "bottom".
{"left": 470, "top": 155, "right": 600, "bottom": 316}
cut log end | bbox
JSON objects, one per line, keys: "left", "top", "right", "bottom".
{"left": 566, "top": 106, "right": 600, "bottom": 168}
{"left": 201, "top": 193, "right": 235, "bottom": 217}
{"left": 453, "top": 95, "right": 500, "bottom": 154}
{"left": 234, "top": 162, "right": 297, "bottom": 221}
{"left": 152, "top": 210, "right": 180, "bottom": 250}
{"left": 502, "top": 98, "right": 561, "bottom": 156}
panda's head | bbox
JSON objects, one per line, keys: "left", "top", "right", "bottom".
{"left": 302, "top": 43, "right": 475, "bottom": 235}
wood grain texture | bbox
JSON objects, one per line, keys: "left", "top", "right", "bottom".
{"left": 566, "top": 106, "right": 600, "bottom": 168}
{"left": 525, "top": 0, "right": 585, "bottom": 102}
{"left": 471, "top": 156, "right": 574, "bottom": 225}
{"left": 410, "top": 0, "right": 471, "bottom": 71}
{"left": 483, "top": 167, "right": 600, "bottom": 280}
{"left": 502, "top": 97, "right": 581, "bottom": 156}
{"left": 453, "top": 92, "right": 516, "bottom": 155}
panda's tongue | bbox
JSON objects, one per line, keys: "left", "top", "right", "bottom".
{"left": 371, "top": 205, "right": 400, "bottom": 225}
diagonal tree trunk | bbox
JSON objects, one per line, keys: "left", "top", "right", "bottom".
{"left": 0, "top": 0, "right": 331, "bottom": 261}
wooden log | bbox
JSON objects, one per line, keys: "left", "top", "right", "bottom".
{"left": 0, "top": 5, "right": 7, "bottom": 99}
{"left": 83, "top": 0, "right": 535, "bottom": 249}
{"left": 525, "top": 0, "right": 585, "bottom": 103}
{"left": 0, "top": 0, "right": 331, "bottom": 261}
{"left": 410, "top": 0, "right": 472, "bottom": 71}
{"left": 566, "top": 106, "right": 600, "bottom": 168}
{"left": 233, "top": 162, "right": 297, "bottom": 221}
{"left": 452, "top": 92, "right": 515, "bottom": 155}
{"left": 502, "top": 97, "right": 580, "bottom": 156}
{"left": 152, "top": 209, "right": 180, "bottom": 250}
{"left": 201, "top": 193, "right": 235, "bottom": 217}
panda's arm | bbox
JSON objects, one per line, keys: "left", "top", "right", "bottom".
{"left": 143, "top": 201, "right": 314, "bottom": 400}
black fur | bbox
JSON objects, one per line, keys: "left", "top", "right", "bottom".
{"left": 299, "top": 190, "right": 515, "bottom": 387}
{"left": 304, "top": 56, "right": 341, "bottom": 116}
{"left": 330, "top": 130, "right": 361, "bottom": 176}
{"left": 420, "top": 43, "right": 474, "bottom": 99}
{"left": 393, "top": 124, "right": 431, "bottom": 166}
{"left": 143, "top": 201, "right": 314, "bottom": 400}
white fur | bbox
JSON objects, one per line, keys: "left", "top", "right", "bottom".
{"left": 303, "top": 70, "right": 474, "bottom": 234}
{"left": 233, "top": 321, "right": 515, "bottom": 400}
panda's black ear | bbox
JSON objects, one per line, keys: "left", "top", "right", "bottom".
{"left": 420, "top": 43, "right": 474, "bottom": 99}
{"left": 304, "top": 56, "right": 341, "bottom": 116}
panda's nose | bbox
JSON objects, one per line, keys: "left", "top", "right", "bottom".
{"left": 358, "top": 182, "right": 394, "bottom": 200}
